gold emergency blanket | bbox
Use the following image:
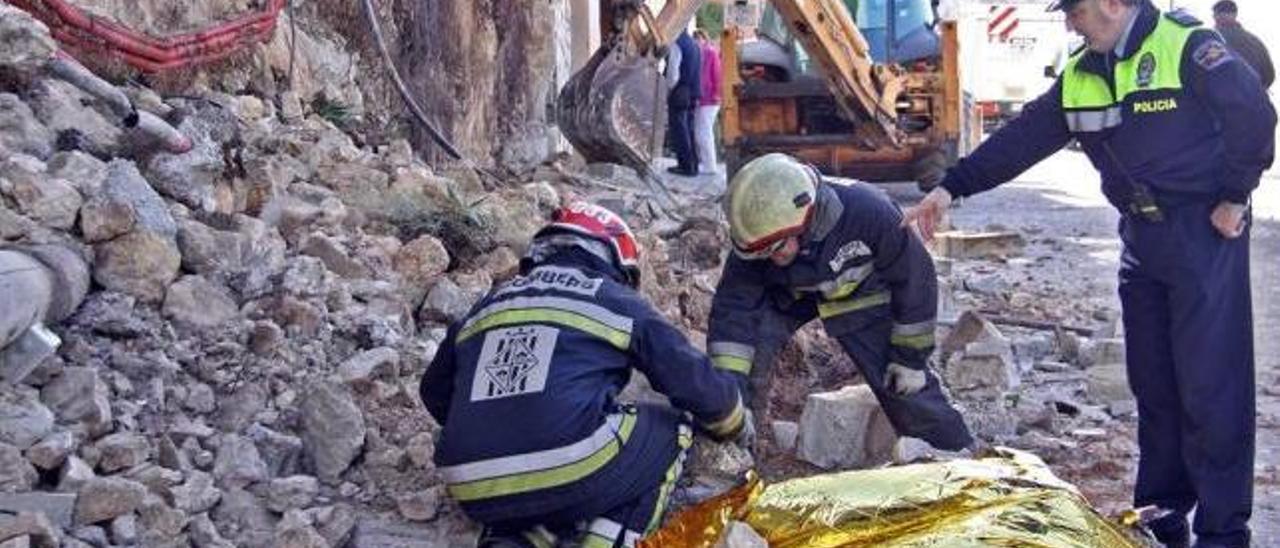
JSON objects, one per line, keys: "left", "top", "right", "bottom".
{"left": 642, "top": 449, "right": 1142, "bottom": 547}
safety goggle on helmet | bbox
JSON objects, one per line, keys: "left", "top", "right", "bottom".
{"left": 724, "top": 153, "right": 819, "bottom": 260}
{"left": 538, "top": 201, "right": 642, "bottom": 287}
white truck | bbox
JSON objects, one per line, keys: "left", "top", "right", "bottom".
{"left": 957, "top": 0, "right": 1077, "bottom": 132}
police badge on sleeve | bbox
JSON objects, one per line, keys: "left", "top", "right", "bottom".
{"left": 1193, "top": 40, "right": 1233, "bottom": 71}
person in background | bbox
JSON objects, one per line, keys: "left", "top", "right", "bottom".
{"left": 665, "top": 31, "right": 702, "bottom": 176}
{"left": 1211, "top": 1, "right": 1273, "bottom": 89}
{"left": 693, "top": 29, "right": 723, "bottom": 175}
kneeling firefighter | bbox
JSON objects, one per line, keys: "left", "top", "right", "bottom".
{"left": 420, "top": 201, "right": 751, "bottom": 548}
{"left": 708, "top": 153, "right": 973, "bottom": 453}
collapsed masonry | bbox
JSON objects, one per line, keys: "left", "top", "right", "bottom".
{"left": 0, "top": 3, "right": 1144, "bottom": 547}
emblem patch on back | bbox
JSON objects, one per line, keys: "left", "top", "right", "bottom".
{"left": 471, "top": 325, "right": 558, "bottom": 401}
{"left": 1136, "top": 52, "right": 1156, "bottom": 88}
{"left": 829, "top": 240, "right": 872, "bottom": 272}
{"left": 1192, "top": 40, "right": 1232, "bottom": 71}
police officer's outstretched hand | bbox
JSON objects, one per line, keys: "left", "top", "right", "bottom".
{"left": 886, "top": 363, "right": 927, "bottom": 396}
{"left": 1211, "top": 201, "right": 1248, "bottom": 239}
{"left": 902, "top": 187, "right": 953, "bottom": 242}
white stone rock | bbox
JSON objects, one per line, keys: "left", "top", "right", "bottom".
{"left": 299, "top": 381, "right": 365, "bottom": 482}
{"left": 163, "top": 275, "right": 239, "bottom": 328}
{"left": 797, "top": 385, "right": 897, "bottom": 469}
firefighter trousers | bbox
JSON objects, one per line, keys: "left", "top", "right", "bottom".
{"left": 745, "top": 300, "right": 973, "bottom": 452}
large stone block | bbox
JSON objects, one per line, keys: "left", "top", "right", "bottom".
{"left": 796, "top": 385, "right": 897, "bottom": 469}
{"left": 299, "top": 381, "right": 365, "bottom": 482}
{"left": 932, "top": 230, "right": 1025, "bottom": 260}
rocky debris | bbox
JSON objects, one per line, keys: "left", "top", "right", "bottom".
{"left": 27, "top": 79, "right": 122, "bottom": 158}
{"left": 299, "top": 381, "right": 366, "bottom": 482}
{"left": 715, "top": 521, "right": 768, "bottom": 548}
{"left": 300, "top": 233, "right": 371, "bottom": 280}
{"left": 769, "top": 420, "right": 799, "bottom": 453}
{"left": 0, "top": 493, "right": 74, "bottom": 530}
{"left": 796, "top": 385, "right": 897, "bottom": 469}
{"left": 0, "top": 6, "right": 56, "bottom": 75}
{"left": 92, "top": 432, "right": 150, "bottom": 473}
{"left": 0, "top": 156, "right": 82, "bottom": 230}
{"left": 932, "top": 230, "right": 1026, "bottom": 260}
{"left": 265, "top": 475, "right": 319, "bottom": 513}
{"left": 169, "top": 471, "right": 221, "bottom": 514}
{"left": 73, "top": 477, "right": 146, "bottom": 526}
{"left": 212, "top": 434, "right": 269, "bottom": 489}
{"left": 943, "top": 314, "right": 1020, "bottom": 397}
{"left": 419, "top": 272, "right": 491, "bottom": 323}
{"left": 39, "top": 368, "right": 111, "bottom": 435}
{"left": 0, "top": 511, "right": 60, "bottom": 547}
{"left": 338, "top": 347, "right": 400, "bottom": 387}
{"left": 143, "top": 107, "right": 232, "bottom": 212}
{"left": 0, "top": 391, "right": 54, "bottom": 450}
{"left": 393, "top": 235, "right": 450, "bottom": 303}
{"left": 25, "top": 431, "right": 74, "bottom": 470}
{"left": 163, "top": 275, "right": 239, "bottom": 329}
{"left": 393, "top": 487, "right": 442, "bottom": 522}
{"left": 93, "top": 231, "right": 182, "bottom": 303}
{"left": 0, "top": 95, "right": 53, "bottom": 160}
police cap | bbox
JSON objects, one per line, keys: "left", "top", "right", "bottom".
{"left": 1046, "top": 0, "right": 1085, "bottom": 11}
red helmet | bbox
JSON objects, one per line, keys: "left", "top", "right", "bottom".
{"left": 529, "top": 201, "right": 641, "bottom": 287}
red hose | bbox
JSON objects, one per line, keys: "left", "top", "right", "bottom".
{"left": 10, "top": 0, "right": 287, "bottom": 73}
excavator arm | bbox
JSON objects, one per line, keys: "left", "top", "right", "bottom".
{"left": 767, "top": 0, "right": 904, "bottom": 147}
{"left": 558, "top": 0, "right": 902, "bottom": 175}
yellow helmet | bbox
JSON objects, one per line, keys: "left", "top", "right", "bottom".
{"left": 724, "top": 153, "right": 819, "bottom": 258}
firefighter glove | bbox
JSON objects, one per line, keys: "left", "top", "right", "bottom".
{"left": 887, "top": 362, "right": 927, "bottom": 395}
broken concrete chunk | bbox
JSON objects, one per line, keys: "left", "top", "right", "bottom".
{"left": 266, "top": 475, "right": 319, "bottom": 513}
{"left": 92, "top": 231, "right": 181, "bottom": 303}
{"left": 299, "top": 381, "right": 365, "bottom": 482}
{"left": 74, "top": 476, "right": 147, "bottom": 525}
{"left": 769, "top": 420, "right": 799, "bottom": 453}
{"left": 0, "top": 493, "right": 75, "bottom": 529}
{"left": 797, "top": 385, "right": 897, "bottom": 470}
{"left": 93, "top": 432, "right": 150, "bottom": 473}
{"left": 932, "top": 230, "right": 1025, "bottom": 260}
{"left": 24, "top": 430, "right": 73, "bottom": 470}
{"left": 338, "top": 347, "right": 400, "bottom": 387}
{"left": 0, "top": 390, "right": 54, "bottom": 450}
{"left": 163, "top": 275, "right": 239, "bottom": 329}
{"left": 714, "top": 521, "right": 768, "bottom": 548}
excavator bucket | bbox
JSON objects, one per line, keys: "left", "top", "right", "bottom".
{"left": 558, "top": 41, "right": 666, "bottom": 175}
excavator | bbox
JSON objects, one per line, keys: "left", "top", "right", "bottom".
{"left": 558, "top": 0, "right": 980, "bottom": 191}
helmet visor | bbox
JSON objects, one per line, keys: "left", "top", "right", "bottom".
{"left": 733, "top": 237, "right": 788, "bottom": 261}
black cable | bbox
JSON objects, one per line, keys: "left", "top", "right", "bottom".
{"left": 358, "top": 0, "right": 463, "bottom": 160}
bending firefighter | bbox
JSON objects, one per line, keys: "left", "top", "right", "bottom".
{"left": 709, "top": 153, "right": 973, "bottom": 453}
{"left": 419, "top": 202, "right": 751, "bottom": 548}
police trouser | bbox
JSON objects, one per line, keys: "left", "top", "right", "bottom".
{"left": 470, "top": 404, "right": 692, "bottom": 548}
{"left": 1118, "top": 203, "right": 1254, "bottom": 547}
{"left": 746, "top": 297, "right": 973, "bottom": 452}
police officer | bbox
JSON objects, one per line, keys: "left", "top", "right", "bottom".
{"left": 903, "top": 1, "right": 1277, "bottom": 546}
{"left": 708, "top": 153, "right": 974, "bottom": 455}
{"left": 420, "top": 202, "right": 749, "bottom": 548}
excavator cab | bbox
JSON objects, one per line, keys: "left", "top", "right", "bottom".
{"left": 726, "top": 0, "right": 978, "bottom": 188}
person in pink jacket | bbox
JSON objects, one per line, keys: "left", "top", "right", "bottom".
{"left": 693, "top": 29, "right": 722, "bottom": 175}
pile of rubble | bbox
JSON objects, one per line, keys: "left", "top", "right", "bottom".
{"left": 0, "top": 6, "right": 581, "bottom": 546}
{"left": 0, "top": 5, "right": 1147, "bottom": 547}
